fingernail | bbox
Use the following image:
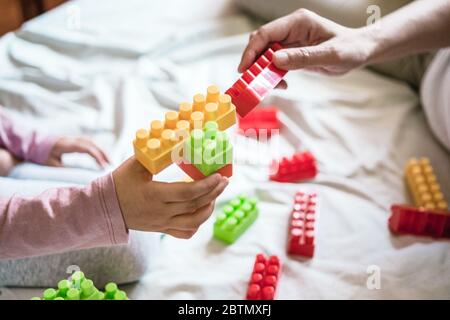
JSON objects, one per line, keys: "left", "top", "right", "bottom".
{"left": 274, "top": 51, "right": 289, "bottom": 66}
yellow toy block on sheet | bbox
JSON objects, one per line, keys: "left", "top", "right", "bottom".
{"left": 133, "top": 85, "right": 237, "bottom": 175}
{"left": 405, "top": 158, "right": 448, "bottom": 211}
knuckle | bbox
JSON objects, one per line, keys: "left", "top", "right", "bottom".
{"left": 294, "top": 8, "right": 312, "bottom": 19}
{"left": 254, "top": 26, "right": 268, "bottom": 41}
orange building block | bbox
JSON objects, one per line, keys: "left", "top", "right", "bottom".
{"left": 405, "top": 158, "right": 448, "bottom": 211}
{"left": 133, "top": 85, "right": 237, "bottom": 175}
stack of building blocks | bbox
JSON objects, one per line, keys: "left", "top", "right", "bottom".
{"left": 287, "top": 191, "right": 317, "bottom": 257}
{"left": 269, "top": 151, "right": 318, "bottom": 183}
{"left": 246, "top": 254, "right": 281, "bottom": 300}
{"left": 238, "top": 106, "right": 281, "bottom": 138}
{"left": 226, "top": 43, "right": 288, "bottom": 117}
{"left": 133, "top": 85, "right": 236, "bottom": 175}
{"left": 31, "top": 271, "right": 128, "bottom": 300}
{"left": 388, "top": 157, "right": 449, "bottom": 239}
{"left": 213, "top": 194, "right": 258, "bottom": 244}
{"left": 177, "top": 121, "right": 233, "bottom": 180}
{"left": 389, "top": 204, "right": 450, "bottom": 238}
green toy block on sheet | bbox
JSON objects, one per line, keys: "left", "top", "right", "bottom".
{"left": 31, "top": 271, "right": 128, "bottom": 300}
{"left": 184, "top": 121, "right": 233, "bottom": 176}
{"left": 213, "top": 194, "right": 259, "bottom": 244}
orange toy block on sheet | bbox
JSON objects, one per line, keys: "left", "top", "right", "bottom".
{"left": 133, "top": 85, "right": 237, "bottom": 175}
{"left": 405, "top": 158, "right": 448, "bottom": 211}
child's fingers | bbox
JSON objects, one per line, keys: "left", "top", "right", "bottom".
{"left": 164, "top": 229, "right": 197, "bottom": 239}
{"left": 157, "top": 173, "right": 223, "bottom": 203}
{"left": 167, "top": 178, "right": 228, "bottom": 214}
{"left": 168, "top": 202, "right": 215, "bottom": 231}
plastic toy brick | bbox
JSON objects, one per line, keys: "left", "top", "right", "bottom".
{"left": 238, "top": 106, "right": 281, "bottom": 138}
{"left": 246, "top": 254, "right": 281, "bottom": 300}
{"left": 178, "top": 162, "right": 233, "bottom": 181}
{"left": 269, "top": 151, "right": 317, "bottom": 183}
{"left": 287, "top": 191, "right": 317, "bottom": 257}
{"left": 405, "top": 158, "right": 448, "bottom": 211}
{"left": 177, "top": 121, "right": 233, "bottom": 180}
{"left": 226, "top": 43, "right": 287, "bottom": 117}
{"left": 213, "top": 194, "right": 258, "bottom": 244}
{"left": 389, "top": 204, "right": 450, "bottom": 239}
{"left": 133, "top": 85, "right": 237, "bottom": 174}
{"left": 31, "top": 271, "right": 128, "bottom": 300}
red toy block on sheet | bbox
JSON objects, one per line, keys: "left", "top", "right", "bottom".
{"left": 238, "top": 107, "right": 281, "bottom": 138}
{"left": 389, "top": 204, "right": 450, "bottom": 239}
{"left": 226, "top": 43, "right": 288, "bottom": 117}
{"left": 246, "top": 254, "right": 281, "bottom": 300}
{"left": 287, "top": 191, "right": 317, "bottom": 257}
{"left": 270, "top": 151, "right": 317, "bottom": 183}
{"left": 177, "top": 161, "right": 233, "bottom": 181}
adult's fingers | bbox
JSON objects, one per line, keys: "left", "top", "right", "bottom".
{"left": 238, "top": 16, "right": 293, "bottom": 73}
{"left": 275, "top": 80, "right": 288, "bottom": 90}
{"left": 168, "top": 202, "right": 215, "bottom": 231}
{"left": 156, "top": 174, "right": 225, "bottom": 203}
{"left": 273, "top": 44, "right": 338, "bottom": 70}
{"left": 167, "top": 177, "right": 228, "bottom": 214}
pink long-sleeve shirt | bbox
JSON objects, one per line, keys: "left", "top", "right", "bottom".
{"left": 0, "top": 108, "right": 129, "bottom": 260}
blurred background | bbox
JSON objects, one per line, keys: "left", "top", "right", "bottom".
{"left": 0, "top": 0, "right": 66, "bottom": 35}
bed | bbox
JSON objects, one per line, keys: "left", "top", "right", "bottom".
{"left": 1, "top": 0, "right": 449, "bottom": 300}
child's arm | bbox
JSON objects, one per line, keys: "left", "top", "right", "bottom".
{"left": 0, "top": 157, "right": 228, "bottom": 260}
{"left": 0, "top": 174, "right": 128, "bottom": 260}
{"left": 0, "top": 107, "right": 58, "bottom": 165}
{"left": 0, "top": 107, "right": 109, "bottom": 167}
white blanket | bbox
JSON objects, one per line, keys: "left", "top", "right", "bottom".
{"left": 1, "top": 0, "right": 449, "bottom": 299}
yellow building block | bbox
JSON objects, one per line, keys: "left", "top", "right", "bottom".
{"left": 405, "top": 158, "right": 448, "bottom": 211}
{"left": 133, "top": 85, "right": 237, "bottom": 175}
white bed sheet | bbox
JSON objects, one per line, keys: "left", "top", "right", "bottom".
{"left": 0, "top": 0, "right": 449, "bottom": 300}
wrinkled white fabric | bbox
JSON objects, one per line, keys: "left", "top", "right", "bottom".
{"left": 0, "top": 0, "right": 449, "bottom": 300}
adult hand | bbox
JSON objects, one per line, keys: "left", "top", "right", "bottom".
{"left": 113, "top": 157, "right": 229, "bottom": 239}
{"left": 238, "top": 9, "right": 375, "bottom": 76}
{"left": 46, "top": 137, "right": 110, "bottom": 168}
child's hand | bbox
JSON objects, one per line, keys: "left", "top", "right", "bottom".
{"left": 112, "top": 157, "right": 229, "bottom": 239}
{"left": 46, "top": 137, "right": 110, "bottom": 168}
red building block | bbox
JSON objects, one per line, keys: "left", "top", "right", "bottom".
{"left": 238, "top": 107, "right": 281, "bottom": 138}
{"left": 287, "top": 191, "right": 317, "bottom": 257}
{"left": 389, "top": 204, "right": 450, "bottom": 239}
{"left": 177, "top": 161, "right": 233, "bottom": 181}
{"left": 246, "top": 254, "right": 281, "bottom": 300}
{"left": 269, "top": 151, "right": 317, "bottom": 183}
{"left": 226, "top": 43, "right": 288, "bottom": 117}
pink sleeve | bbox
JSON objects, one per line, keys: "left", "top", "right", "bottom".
{"left": 0, "top": 108, "right": 59, "bottom": 164}
{"left": 0, "top": 173, "right": 129, "bottom": 260}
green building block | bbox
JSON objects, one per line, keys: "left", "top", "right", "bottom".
{"left": 213, "top": 194, "right": 259, "bottom": 244}
{"left": 184, "top": 121, "right": 233, "bottom": 176}
{"left": 31, "top": 270, "right": 128, "bottom": 300}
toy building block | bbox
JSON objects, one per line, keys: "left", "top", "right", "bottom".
{"left": 226, "top": 43, "right": 287, "bottom": 117}
{"left": 177, "top": 121, "right": 233, "bottom": 180}
{"left": 213, "top": 194, "right": 258, "bottom": 244}
{"left": 287, "top": 191, "right": 317, "bottom": 257}
{"left": 389, "top": 204, "right": 450, "bottom": 239}
{"left": 269, "top": 151, "right": 317, "bottom": 183}
{"left": 405, "top": 158, "right": 448, "bottom": 211}
{"left": 246, "top": 254, "right": 281, "bottom": 300}
{"left": 133, "top": 85, "right": 237, "bottom": 175}
{"left": 31, "top": 271, "right": 128, "bottom": 300}
{"left": 238, "top": 106, "right": 281, "bottom": 138}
